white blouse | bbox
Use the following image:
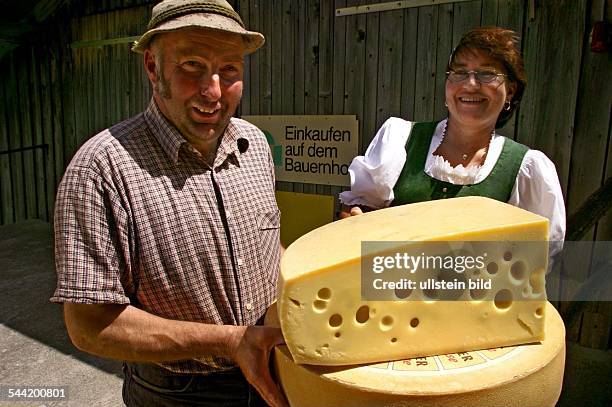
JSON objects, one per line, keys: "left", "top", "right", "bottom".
{"left": 339, "top": 118, "right": 566, "bottom": 257}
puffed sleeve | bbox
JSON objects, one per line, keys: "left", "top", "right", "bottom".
{"left": 339, "top": 118, "right": 413, "bottom": 208}
{"left": 508, "top": 150, "right": 566, "bottom": 258}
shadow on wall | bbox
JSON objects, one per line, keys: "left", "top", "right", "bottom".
{"left": 0, "top": 220, "right": 122, "bottom": 377}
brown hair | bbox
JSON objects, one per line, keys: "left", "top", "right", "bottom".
{"left": 448, "top": 27, "right": 527, "bottom": 129}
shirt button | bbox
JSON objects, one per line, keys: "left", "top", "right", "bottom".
{"left": 245, "top": 303, "right": 253, "bottom": 311}
{"left": 442, "top": 187, "right": 448, "bottom": 192}
{"left": 237, "top": 258, "right": 244, "bottom": 266}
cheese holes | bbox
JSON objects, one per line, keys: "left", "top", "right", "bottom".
{"left": 494, "top": 289, "right": 513, "bottom": 309}
{"left": 334, "top": 332, "right": 342, "bottom": 338}
{"left": 510, "top": 261, "right": 526, "bottom": 281}
{"left": 391, "top": 337, "right": 398, "bottom": 343}
{"left": 313, "top": 300, "right": 327, "bottom": 312}
{"left": 503, "top": 251, "right": 513, "bottom": 261}
{"left": 355, "top": 305, "right": 370, "bottom": 323}
{"left": 486, "top": 262, "right": 499, "bottom": 274}
{"left": 329, "top": 314, "right": 343, "bottom": 328}
{"left": 381, "top": 315, "right": 394, "bottom": 330}
{"left": 423, "top": 288, "right": 439, "bottom": 300}
{"left": 470, "top": 288, "right": 487, "bottom": 300}
{"left": 410, "top": 318, "right": 419, "bottom": 328}
{"left": 395, "top": 287, "right": 412, "bottom": 299}
{"left": 317, "top": 288, "right": 332, "bottom": 300}
{"left": 535, "top": 307, "right": 544, "bottom": 318}
{"left": 313, "top": 287, "right": 332, "bottom": 312}
{"left": 529, "top": 268, "right": 545, "bottom": 294}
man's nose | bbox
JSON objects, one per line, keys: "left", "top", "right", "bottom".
{"left": 201, "top": 73, "right": 221, "bottom": 100}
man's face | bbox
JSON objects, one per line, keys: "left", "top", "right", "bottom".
{"left": 144, "top": 27, "right": 246, "bottom": 156}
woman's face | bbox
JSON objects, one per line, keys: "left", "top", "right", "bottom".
{"left": 445, "top": 48, "right": 516, "bottom": 130}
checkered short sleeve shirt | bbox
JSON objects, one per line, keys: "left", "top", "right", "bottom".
{"left": 52, "top": 100, "right": 281, "bottom": 373}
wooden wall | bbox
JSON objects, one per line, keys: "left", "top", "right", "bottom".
{"left": 0, "top": 0, "right": 610, "bottom": 347}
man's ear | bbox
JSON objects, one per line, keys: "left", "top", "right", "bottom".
{"left": 143, "top": 49, "right": 158, "bottom": 86}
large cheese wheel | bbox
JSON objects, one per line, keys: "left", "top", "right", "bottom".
{"left": 267, "top": 302, "right": 565, "bottom": 407}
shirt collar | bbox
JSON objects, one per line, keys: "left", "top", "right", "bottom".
{"left": 144, "top": 99, "right": 249, "bottom": 166}
{"left": 144, "top": 99, "right": 185, "bottom": 164}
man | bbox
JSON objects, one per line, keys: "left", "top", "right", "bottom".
{"left": 51, "top": 1, "right": 287, "bottom": 406}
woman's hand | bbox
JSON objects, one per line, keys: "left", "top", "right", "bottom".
{"left": 339, "top": 205, "right": 376, "bottom": 219}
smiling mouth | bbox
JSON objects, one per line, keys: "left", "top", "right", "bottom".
{"left": 194, "top": 106, "right": 218, "bottom": 114}
{"left": 459, "top": 97, "right": 486, "bottom": 104}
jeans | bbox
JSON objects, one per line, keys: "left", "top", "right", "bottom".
{"left": 122, "top": 362, "right": 268, "bottom": 406}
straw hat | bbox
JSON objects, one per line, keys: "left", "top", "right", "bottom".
{"left": 132, "top": 0, "right": 265, "bottom": 54}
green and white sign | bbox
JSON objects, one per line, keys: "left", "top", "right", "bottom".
{"left": 242, "top": 115, "right": 359, "bottom": 186}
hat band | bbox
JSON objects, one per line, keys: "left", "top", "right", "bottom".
{"left": 148, "top": 3, "right": 245, "bottom": 30}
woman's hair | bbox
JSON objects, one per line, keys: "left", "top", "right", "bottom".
{"left": 448, "top": 26, "right": 527, "bottom": 129}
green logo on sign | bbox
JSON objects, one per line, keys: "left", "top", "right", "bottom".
{"left": 263, "top": 129, "right": 283, "bottom": 166}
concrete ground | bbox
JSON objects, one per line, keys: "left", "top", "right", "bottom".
{"left": 0, "top": 220, "right": 122, "bottom": 407}
{"left": 0, "top": 220, "right": 610, "bottom": 406}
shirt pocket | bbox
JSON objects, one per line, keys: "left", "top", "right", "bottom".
{"left": 256, "top": 209, "right": 281, "bottom": 285}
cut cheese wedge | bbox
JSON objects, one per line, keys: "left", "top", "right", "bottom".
{"left": 266, "top": 302, "right": 565, "bottom": 407}
{"left": 278, "top": 196, "right": 549, "bottom": 365}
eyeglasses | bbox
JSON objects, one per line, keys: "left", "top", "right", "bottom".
{"left": 446, "top": 69, "right": 507, "bottom": 84}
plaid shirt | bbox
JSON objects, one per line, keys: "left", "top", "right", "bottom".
{"left": 52, "top": 100, "right": 281, "bottom": 373}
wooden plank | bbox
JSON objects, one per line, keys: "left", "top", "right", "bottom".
{"left": 400, "top": 6, "right": 418, "bottom": 119}
{"left": 259, "top": 1, "right": 272, "bottom": 115}
{"left": 518, "top": 0, "right": 586, "bottom": 195}
{"left": 413, "top": 6, "right": 437, "bottom": 122}
{"left": 496, "top": 0, "right": 523, "bottom": 34}
{"left": 0, "top": 59, "right": 15, "bottom": 224}
{"left": 38, "top": 45, "right": 56, "bottom": 221}
{"left": 495, "top": 0, "right": 524, "bottom": 139}
{"left": 332, "top": 0, "right": 347, "bottom": 115}
{"left": 302, "top": 0, "right": 321, "bottom": 195}
{"left": 434, "top": 3, "right": 453, "bottom": 120}
{"left": 319, "top": 0, "right": 334, "bottom": 115}
{"left": 276, "top": 0, "right": 294, "bottom": 193}
{"left": 50, "top": 33, "right": 66, "bottom": 206}
{"left": 272, "top": 0, "right": 283, "bottom": 115}
{"left": 62, "top": 19, "right": 78, "bottom": 166}
{"left": 452, "top": 0, "right": 482, "bottom": 47}
{"left": 343, "top": 0, "right": 367, "bottom": 149}
{"left": 16, "top": 47, "right": 38, "bottom": 220}
{"left": 375, "top": 8, "right": 403, "bottom": 128}
{"left": 305, "top": 0, "right": 320, "bottom": 116}
{"left": 330, "top": 0, "right": 348, "bottom": 210}
{"left": 361, "top": 7, "right": 379, "bottom": 150}
{"left": 316, "top": 0, "right": 336, "bottom": 198}
{"left": 572, "top": 0, "right": 612, "bottom": 243}
{"left": 249, "top": 0, "right": 261, "bottom": 115}
{"left": 6, "top": 53, "right": 26, "bottom": 222}
{"left": 30, "top": 47, "right": 49, "bottom": 221}
{"left": 480, "top": 0, "right": 498, "bottom": 26}
{"left": 336, "top": 0, "right": 474, "bottom": 16}
{"left": 239, "top": 0, "right": 251, "bottom": 116}
{"left": 294, "top": 0, "right": 306, "bottom": 115}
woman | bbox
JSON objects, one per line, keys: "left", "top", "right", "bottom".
{"left": 339, "top": 27, "right": 565, "bottom": 256}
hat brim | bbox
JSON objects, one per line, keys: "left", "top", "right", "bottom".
{"left": 132, "top": 13, "right": 265, "bottom": 54}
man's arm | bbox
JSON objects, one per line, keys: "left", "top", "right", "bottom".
{"left": 64, "top": 303, "right": 288, "bottom": 407}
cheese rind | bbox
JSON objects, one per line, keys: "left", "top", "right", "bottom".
{"left": 278, "top": 197, "right": 549, "bottom": 365}
{"left": 268, "top": 302, "right": 565, "bottom": 407}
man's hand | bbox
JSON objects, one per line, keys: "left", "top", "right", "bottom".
{"left": 231, "top": 326, "right": 288, "bottom": 407}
